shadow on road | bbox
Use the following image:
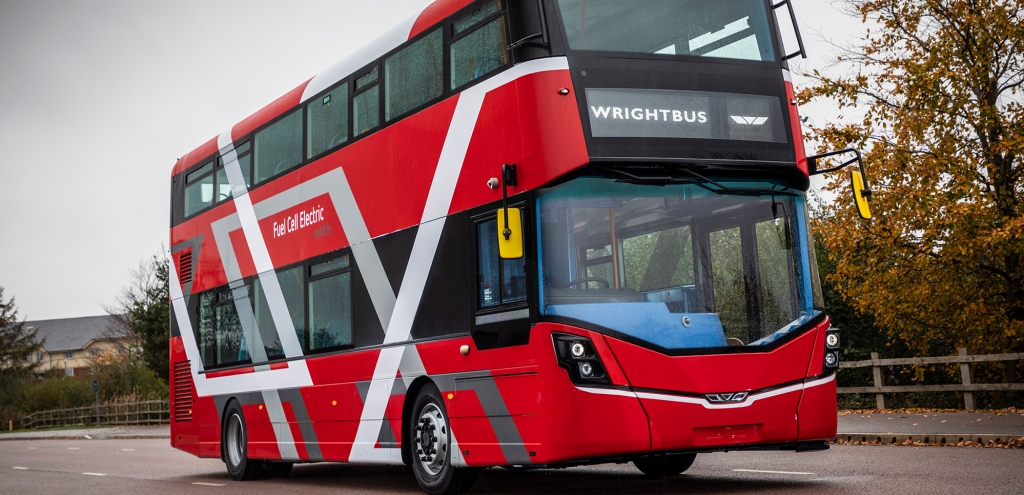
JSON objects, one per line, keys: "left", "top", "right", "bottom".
{"left": 186, "top": 462, "right": 826, "bottom": 494}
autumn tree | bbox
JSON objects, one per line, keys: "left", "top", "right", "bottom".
{"left": 801, "top": 0, "right": 1024, "bottom": 368}
{"left": 108, "top": 255, "right": 170, "bottom": 384}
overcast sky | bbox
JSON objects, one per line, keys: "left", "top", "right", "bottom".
{"left": 0, "top": 0, "right": 865, "bottom": 321}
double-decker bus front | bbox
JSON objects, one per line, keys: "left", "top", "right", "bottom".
{"left": 168, "top": 1, "right": 850, "bottom": 493}
{"left": 526, "top": 0, "right": 839, "bottom": 470}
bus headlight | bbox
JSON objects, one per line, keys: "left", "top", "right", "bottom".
{"left": 824, "top": 352, "right": 839, "bottom": 368}
{"left": 571, "top": 342, "right": 586, "bottom": 358}
{"left": 553, "top": 333, "right": 610, "bottom": 385}
{"left": 826, "top": 332, "right": 840, "bottom": 349}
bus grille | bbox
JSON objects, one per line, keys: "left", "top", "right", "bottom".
{"left": 173, "top": 360, "right": 193, "bottom": 422}
{"left": 178, "top": 250, "right": 193, "bottom": 284}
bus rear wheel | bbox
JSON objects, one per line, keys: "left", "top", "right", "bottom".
{"left": 223, "top": 401, "right": 265, "bottom": 481}
{"left": 633, "top": 453, "right": 697, "bottom": 476}
{"left": 409, "top": 384, "right": 479, "bottom": 495}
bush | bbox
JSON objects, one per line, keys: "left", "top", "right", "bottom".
{"left": 23, "top": 376, "right": 94, "bottom": 412}
{"left": 92, "top": 354, "right": 168, "bottom": 402}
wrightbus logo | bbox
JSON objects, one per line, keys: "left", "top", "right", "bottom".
{"left": 731, "top": 116, "right": 769, "bottom": 125}
{"left": 590, "top": 106, "right": 709, "bottom": 124}
{"left": 705, "top": 392, "right": 749, "bottom": 404}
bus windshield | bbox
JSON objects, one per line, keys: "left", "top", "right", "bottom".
{"left": 554, "top": 0, "right": 777, "bottom": 62}
{"left": 537, "top": 177, "right": 823, "bottom": 351}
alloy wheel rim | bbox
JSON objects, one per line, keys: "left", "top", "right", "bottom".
{"left": 226, "top": 413, "right": 243, "bottom": 467}
{"left": 415, "top": 403, "right": 449, "bottom": 476}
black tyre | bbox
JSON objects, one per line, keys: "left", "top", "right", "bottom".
{"left": 222, "top": 401, "right": 265, "bottom": 481}
{"left": 409, "top": 383, "right": 479, "bottom": 495}
{"left": 633, "top": 453, "right": 697, "bottom": 476}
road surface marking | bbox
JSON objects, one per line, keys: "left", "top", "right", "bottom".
{"left": 733, "top": 469, "right": 815, "bottom": 475}
{"left": 121, "top": 449, "right": 135, "bottom": 451}
{"left": 26, "top": 447, "right": 36, "bottom": 450}
{"left": 84, "top": 435, "right": 92, "bottom": 439}
{"left": 67, "top": 447, "right": 81, "bottom": 450}
{"left": 193, "top": 482, "right": 227, "bottom": 487}
{"left": 82, "top": 473, "right": 107, "bottom": 476}
{"left": 13, "top": 467, "right": 29, "bottom": 470}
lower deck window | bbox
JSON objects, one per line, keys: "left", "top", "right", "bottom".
{"left": 308, "top": 255, "right": 353, "bottom": 351}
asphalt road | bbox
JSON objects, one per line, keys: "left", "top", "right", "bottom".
{"left": 2, "top": 438, "right": 1022, "bottom": 495}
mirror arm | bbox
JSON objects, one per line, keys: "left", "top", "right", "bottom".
{"left": 807, "top": 148, "right": 873, "bottom": 200}
{"left": 501, "top": 164, "right": 517, "bottom": 240}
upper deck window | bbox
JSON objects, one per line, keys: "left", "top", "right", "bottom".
{"left": 385, "top": 29, "right": 443, "bottom": 122}
{"left": 254, "top": 110, "right": 302, "bottom": 184}
{"left": 555, "top": 0, "right": 776, "bottom": 62}
{"left": 308, "top": 83, "right": 349, "bottom": 159}
{"left": 450, "top": 1, "right": 508, "bottom": 90}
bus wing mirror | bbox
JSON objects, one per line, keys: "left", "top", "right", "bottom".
{"left": 498, "top": 208, "right": 524, "bottom": 260}
{"left": 851, "top": 170, "right": 872, "bottom": 220}
{"left": 807, "top": 148, "right": 873, "bottom": 221}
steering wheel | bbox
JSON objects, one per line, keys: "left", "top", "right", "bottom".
{"left": 560, "top": 277, "right": 610, "bottom": 289}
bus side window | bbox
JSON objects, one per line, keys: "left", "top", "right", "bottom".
{"left": 254, "top": 109, "right": 303, "bottom": 185}
{"left": 477, "top": 218, "right": 527, "bottom": 309}
{"left": 450, "top": 1, "right": 508, "bottom": 90}
{"left": 183, "top": 162, "right": 214, "bottom": 218}
{"left": 385, "top": 29, "right": 443, "bottom": 122}
{"left": 308, "top": 254, "right": 354, "bottom": 352}
{"left": 196, "top": 288, "right": 251, "bottom": 368}
{"left": 307, "top": 83, "right": 349, "bottom": 159}
{"left": 353, "top": 67, "right": 380, "bottom": 136}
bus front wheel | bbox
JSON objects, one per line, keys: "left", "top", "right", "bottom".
{"left": 409, "top": 383, "right": 479, "bottom": 495}
{"left": 633, "top": 453, "right": 697, "bottom": 476}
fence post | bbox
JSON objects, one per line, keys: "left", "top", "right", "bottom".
{"left": 959, "top": 347, "right": 975, "bottom": 411}
{"left": 871, "top": 352, "right": 885, "bottom": 410}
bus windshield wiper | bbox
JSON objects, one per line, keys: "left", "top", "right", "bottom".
{"left": 592, "top": 165, "right": 794, "bottom": 197}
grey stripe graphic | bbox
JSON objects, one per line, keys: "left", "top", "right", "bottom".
{"left": 262, "top": 389, "right": 299, "bottom": 460}
{"left": 456, "top": 375, "right": 534, "bottom": 464}
{"left": 279, "top": 388, "right": 323, "bottom": 462}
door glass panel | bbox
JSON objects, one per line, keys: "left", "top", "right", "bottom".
{"left": 477, "top": 220, "right": 501, "bottom": 308}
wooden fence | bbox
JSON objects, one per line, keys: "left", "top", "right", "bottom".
{"left": 837, "top": 348, "right": 1024, "bottom": 410}
{"left": 19, "top": 400, "right": 169, "bottom": 430}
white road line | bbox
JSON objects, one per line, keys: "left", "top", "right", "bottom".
{"left": 13, "top": 467, "right": 29, "bottom": 470}
{"left": 733, "top": 469, "right": 815, "bottom": 475}
{"left": 84, "top": 435, "right": 92, "bottom": 439}
{"left": 192, "top": 482, "right": 226, "bottom": 487}
{"left": 82, "top": 472, "right": 107, "bottom": 476}
{"left": 26, "top": 447, "right": 36, "bottom": 450}
{"left": 121, "top": 449, "right": 135, "bottom": 451}
{"left": 67, "top": 447, "right": 80, "bottom": 450}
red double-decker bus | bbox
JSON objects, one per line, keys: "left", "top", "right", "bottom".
{"left": 168, "top": 1, "right": 870, "bottom": 493}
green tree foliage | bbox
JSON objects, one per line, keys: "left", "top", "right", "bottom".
{"left": 109, "top": 255, "right": 170, "bottom": 384}
{"left": 801, "top": 0, "right": 1024, "bottom": 361}
{"left": 0, "top": 286, "right": 42, "bottom": 377}
{"left": 0, "top": 286, "right": 42, "bottom": 425}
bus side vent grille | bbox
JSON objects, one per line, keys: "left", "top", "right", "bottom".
{"left": 178, "top": 250, "right": 193, "bottom": 285}
{"left": 173, "top": 360, "right": 193, "bottom": 422}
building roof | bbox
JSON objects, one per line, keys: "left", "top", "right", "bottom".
{"left": 22, "top": 315, "right": 130, "bottom": 352}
